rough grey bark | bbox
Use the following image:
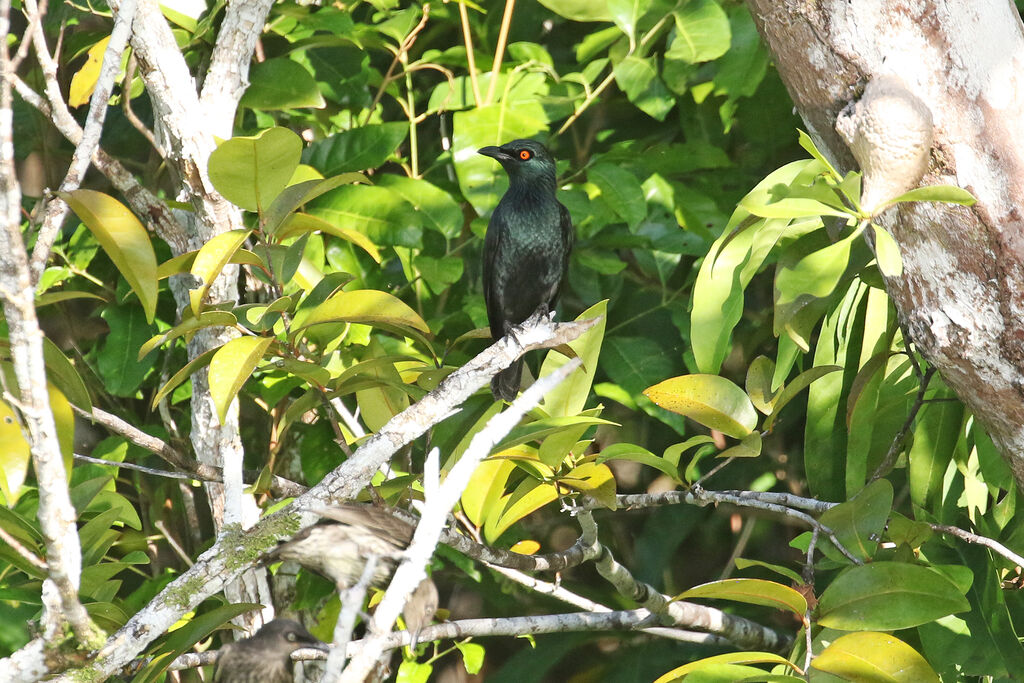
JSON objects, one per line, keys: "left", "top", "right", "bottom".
{"left": 746, "top": 0, "right": 1024, "bottom": 489}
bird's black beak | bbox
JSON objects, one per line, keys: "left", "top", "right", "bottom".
{"left": 478, "top": 146, "right": 510, "bottom": 161}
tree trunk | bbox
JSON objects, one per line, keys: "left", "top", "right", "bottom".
{"left": 747, "top": 0, "right": 1024, "bottom": 490}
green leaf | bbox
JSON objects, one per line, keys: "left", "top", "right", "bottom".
{"left": 240, "top": 58, "right": 326, "bottom": 110}
{"left": 139, "top": 311, "right": 237, "bottom": 359}
{"left": 208, "top": 127, "right": 302, "bottom": 212}
{"left": 812, "top": 632, "right": 939, "bottom": 682}
{"left": 538, "top": 300, "right": 608, "bottom": 418}
{"left": 589, "top": 163, "right": 647, "bottom": 229}
{"left": 375, "top": 174, "right": 463, "bottom": 239}
{"left": 309, "top": 184, "right": 422, "bottom": 248}
{"left": 535, "top": 0, "right": 611, "bottom": 22}
{"left": 643, "top": 374, "right": 758, "bottom": 438}
{"left": 872, "top": 223, "right": 903, "bottom": 277}
{"left": 293, "top": 288, "right": 430, "bottom": 339}
{"left": 61, "top": 189, "right": 158, "bottom": 323}
{"left": 745, "top": 355, "right": 776, "bottom": 414}
{"left": 653, "top": 652, "right": 795, "bottom": 683}
{"left": 485, "top": 480, "right": 559, "bottom": 543}
{"left": 396, "top": 660, "right": 432, "bottom": 683}
{"left": 97, "top": 305, "right": 158, "bottom": 397}
{"left": 263, "top": 172, "right": 368, "bottom": 235}
{"left": 607, "top": 0, "right": 650, "bottom": 40}
{"left": 305, "top": 122, "right": 408, "bottom": 174}
{"left": 666, "top": 0, "right": 731, "bottom": 64}
{"left": 817, "top": 562, "right": 969, "bottom": 630}
{"left": 42, "top": 337, "right": 92, "bottom": 411}
{"left": 908, "top": 386, "right": 963, "bottom": 508}
{"left": 717, "top": 430, "right": 761, "bottom": 458}
{"left": 677, "top": 578, "right": 806, "bottom": 616}
{"left": 884, "top": 184, "right": 977, "bottom": 208}
{"left": 560, "top": 462, "right": 617, "bottom": 509}
{"left": 0, "top": 398, "right": 31, "bottom": 504}
{"left": 597, "top": 442, "right": 680, "bottom": 481}
{"left": 151, "top": 347, "right": 217, "bottom": 408}
{"left": 189, "top": 229, "right": 251, "bottom": 316}
{"left": 208, "top": 336, "right": 274, "bottom": 425}
{"left": 279, "top": 212, "right": 382, "bottom": 262}
{"left": 818, "top": 479, "right": 893, "bottom": 562}
{"left": 764, "top": 364, "right": 842, "bottom": 431}
{"left": 612, "top": 56, "right": 674, "bottom": 121}
{"left": 733, "top": 558, "right": 803, "bottom": 585}
{"left": 456, "top": 641, "right": 485, "bottom": 675}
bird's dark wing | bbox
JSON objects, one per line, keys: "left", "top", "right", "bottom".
{"left": 482, "top": 208, "right": 510, "bottom": 340}
{"left": 315, "top": 504, "right": 415, "bottom": 546}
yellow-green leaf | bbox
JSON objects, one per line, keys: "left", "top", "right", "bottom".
{"left": 62, "top": 189, "right": 158, "bottom": 323}
{"left": 139, "top": 311, "right": 238, "bottom": 359}
{"left": 675, "top": 578, "right": 807, "bottom": 616}
{"left": 68, "top": 36, "right": 111, "bottom": 107}
{"left": 811, "top": 632, "right": 939, "bottom": 682}
{"left": 279, "top": 212, "right": 381, "bottom": 262}
{"left": 151, "top": 347, "right": 217, "bottom": 408}
{"left": 653, "top": 651, "right": 797, "bottom": 683}
{"left": 872, "top": 223, "right": 903, "bottom": 277}
{"left": 643, "top": 374, "right": 758, "bottom": 438}
{"left": 208, "top": 336, "right": 273, "bottom": 425}
{"left": 0, "top": 399, "right": 31, "bottom": 504}
{"left": 462, "top": 456, "right": 517, "bottom": 528}
{"left": 207, "top": 127, "right": 302, "bottom": 212}
{"left": 560, "top": 462, "right": 617, "bottom": 509}
{"left": 293, "top": 289, "right": 429, "bottom": 335}
{"left": 189, "top": 229, "right": 251, "bottom": 317}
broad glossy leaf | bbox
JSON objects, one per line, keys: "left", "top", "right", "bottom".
{"left": 456, "top": 641, "right": 485, "bottom": 676}
{"left": 589, "top": 163, "right": 646, "bottom": 229}
{"left": 535, "top": 0, "right": 611, "bottom": 22}
{"left": 305, "top": 122, "right": 408, "bottom": 175}
{"left": 643, "top": 374, "right": 758, "bottom": 438}
{"left": 538, "top": 300, "right": 608, "bottom": 418}
{"left": 309, "top": 184, "right": 422, "bottom": 248}
{"left": 42, "top": 337, "right": 92, "bottom": 411}
{"left": 278, "top": 213, "right": 381, "bottom": 262}
{"left": 462, "top": 455, "right": 516, "bottom": 528}
{"left": 612, "top": 56, "right": 674, "bottom": 121}
{"left": 717, "top": 430, "right": 761, "bottom": 458}
{"left": 68, "top": 36, "right": 110, "bottom": 107}
{"left": 676, "top": 578, "right": 806, "bottom": 616}
{"left": 376, "top": 173, "right": 463, "bottom": 239}
{"left": 189, "top": 229, "right": 251, "bottom": 316}
{"left": 597, "top": 442, "right": 680, "bottom": 481}
{"left": 666, "top": 0, "right": 731, "bottom": 64}
{"left": 151, "top": 347, "right": 217, "bottom": 408}
{"left": 208, "top": 336, "right": 273, "bottom": 425}
{"left": 559, "top": 462, "right": 617, "bottom": 509}
{"left": 139, "top": 311, "right": 237, "bottom": 359}
{"left": 872, "top": 223, "right": 903, "bottom": 277}
{"left": 263, "top": 173, "right": 368, "bottom": 235}
{"left": 240, "top": 58, "right": 326, "bottom": 110}
{"left": 355, "top": 341, "right": 410, "bottom": 433}
{"left": 485, "top": 480, "right": 559, "bottom": 543}
{"left": 607, "top": 0, "right": 650, "bottom": 39}
{"left": 62, "top": 189, "right": 158, "bottom": 323}
{"left": 733, "top": 558, "right": 803, "bottom": 585}
{"left": 817, "top": 562, "right": 969, "bottom": 630}
{"left": 294, "top": 289, "right": 429, "bottom": 337}
{"left": 208, "top": 127, "right": 302, "bottom": 212}
{"left": 97, "top": 305, "right": 158, "bottom": 397}
{"left": 819, "top": 479, "right": 893, "bottom": 562}
{"left": 908, "top": 386, "right": 963, "bottom": 508}
{"left": 884, "top": 184, "right": 976, "bottom": 208}
{"left": 764, "top": 364, "right": 842, "bottom": 431}
{"left": 812, "top": 632, "right": 939, "bottom": 682}
{"left": 0, "top": 399, "right": 31, "bottom": 504}
{"left": 745, "top": 355, "right": 776, "bottom": 414}
{"left": 654, "top": 652, "right": 795, "bottom": 683}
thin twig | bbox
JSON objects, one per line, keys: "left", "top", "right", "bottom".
{"left": 484, "top": 0, "right": 516, "bottom": 105}
{"left": 458, "top": 1, "right": 482, "bottom": 106}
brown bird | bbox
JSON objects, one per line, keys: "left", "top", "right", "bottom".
{"left": 269, "top": 504, "right": 438, "bottom": 635}
{"left": 213, "top": 618, "right": 326, "bottom": 683}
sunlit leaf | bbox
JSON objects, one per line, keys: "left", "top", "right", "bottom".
{"left": 208, "top": 127, "right": 302, "bottom": 212}
{"left": 188, "top": 229, "right": 251, "bottom": 317}
{"left": 812, "top": 632, "right": 939, "bottom": 682}
{"left": 208, "top": 336, "right": 274, "bottom": 425}
{"left": 643, "top": 374, "right": 758, "bottom": 438}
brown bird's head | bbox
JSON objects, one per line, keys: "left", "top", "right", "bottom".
{"left": 214, "top": 619, "right": 326, "bottom": 683}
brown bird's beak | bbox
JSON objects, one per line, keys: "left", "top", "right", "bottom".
{"left": 478, "top": 146, "right": 510, "bottom": 162}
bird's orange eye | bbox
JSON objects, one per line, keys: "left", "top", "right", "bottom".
{"left": 518, "top": 149, "right": 532, "bottom": 160}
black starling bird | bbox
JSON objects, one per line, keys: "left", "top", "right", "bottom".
{"left": 214, "top": 618, "right": 326, "bottom": 683}
{"left": 268, "top": 504, "right": 438, "bottom": 634}
{"left": 478, "top": 139, "right": 574, "bottom": 401}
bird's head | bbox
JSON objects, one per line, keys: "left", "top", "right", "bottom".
{"left": 252, "top": 619, "right": 327, "bottom": 657}
{"left": 478, "top": 139, "right": 556, "bottom": 185}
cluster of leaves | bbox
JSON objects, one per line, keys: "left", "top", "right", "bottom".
{"left": 2, "top": 0, "right": 1023, "bottom": 680}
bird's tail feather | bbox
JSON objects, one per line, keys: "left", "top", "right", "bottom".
{"left": 491, "top": 358, "right": 524, "bottom": 402}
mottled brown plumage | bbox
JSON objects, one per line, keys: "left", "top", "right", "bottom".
{"left": 268, "top": 504, "right": 438, "bottom": 634}
{"left": 214, "top": 619, "right": 325, "bottom": 683}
